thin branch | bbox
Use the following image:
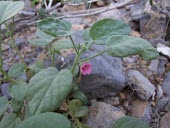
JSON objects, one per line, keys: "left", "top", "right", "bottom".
{"left": 57, "top": 0, "right": 135, "bottom": 19}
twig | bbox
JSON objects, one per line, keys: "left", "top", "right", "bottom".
{"left": 57, "top": 0, "right": 135, "bottom": 18}
{"left": 47, "top": 0, "right": 54, "bottom": 10}
{"left": 29, "top": 0, "right": 135, "bottom": 25}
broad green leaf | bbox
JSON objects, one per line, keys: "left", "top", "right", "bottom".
{"left": 53, "top": 40, "right": 73, "bottom": 54}
{"left": 29, "top": 29, "right": 55, "bottom": 47}
{"left": 69, "top": 99, "right": 88, "bottom": 118}
{"left": 8, "top": 63, "right": 25, "bottom": 78}
{"left": 11, "top": 81, "right": 28, "bottom": 101}
{"left": 82, "top": 28, "right": 92, "bottom": 43}
{"left": 110, "top": 116, "right": 150, "bottom": 128}
{"left": 29, "top": 38, "right": 49, "bottom": 47}
{"left": 0, "top": 96, "right": 8, "bottom": 116}
{"left": 74, "top": 106, "right": 88, "bottom": 118}
{"left": 0, "top": 1, "right": 24, "bottom": 24}
{"left": 0, "top": 113, "right": 21, "bottom": 128}
{"left": 28, "top": 61, "right": 44, "bottom": 74}
{"left": 73, "top": 91, "right": 88, "bottom": 105}
{"left": 38, "top": 18, "right": 72, "bottom": 37}
{"left": 36, "top": 29, "right": 54, "bottom": 40}
{"left": 17, "top": 112, "right": 71, "bottom": 128}
{"left": 106, "top": 35, "right": 159, "bottom": 60}
{"left": 90, "top": 19, "right": 131, "bottom": 44}
{"left": 24, "top": 106, "right": 33, "bottom": 119}
{"left": 27, "top": 67, "right": 73, "bottom": 114}
{"left": 10, "top": 99, "right": 23, "bottom": 112}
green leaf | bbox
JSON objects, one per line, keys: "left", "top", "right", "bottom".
{"left": 53, "top": 40, "right": 74, "bottom": 54}
{"left": 110, "top": 116, "right": 151, "bottom": 128}
{"left": 11, "top": 81, "right": 28, "bottom": 101}
{"left": 69, "top": 99, "right": 88, "bottom": 118}
{"left": 24, "top": 106, "right": 33, "bottom": 119}
{"left": 0, "top": 1, "right": 24, "bottom": 24}
{"left": 29, "top": 29, "right": 55, "bottom": 47}
{"left": 27, "top": 67, "right": 73, "bottom": 114}
{"left": 74, "top": 106, "right": 88, "bottom": 118}
{"left": 73, "top": 91, "right": 88, "bottom": 105}
{"left": 29, "top": 38, "right": 49, "bottom": 47}
{"left": 82, "top": 28, "right": 92, "bottom": 43}
{"left": 106, "top": 35, "right": 159, "bottom": 60}
{"left": 90, "top": 19, "right": 131, "bottom": 44}
{"left": 28, "top": 61, "right": 44, "bottom": 74}
{"left": 17, "top": 112, "right": 71, "bottom": 128}
{"left": 8, "top": 63, "right": 25, "bottom": 78}
{"left": 38, "top": 18, "right": 72, "bottom": 37}
{"left": 10, "top": 99, "right": 23, "bottom": 112}
{"left": 0, "top": 113, "right": 21, "bottom": 128}
{"left": 0, "top": 96, "right": 8, "bottom": 116}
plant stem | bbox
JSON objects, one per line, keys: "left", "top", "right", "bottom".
{"left": 88, "top": 41, "right": 94, "bottom": 48}
{"left": 79, "top": 49, "right": 106, "bottom": 63}
{"left": 71, "top": 53, "right": 80, "bottom": 74}
{"left": 4, "top": 22, "right": 27, "bottom": 67}
{"left": 69, "top": 36, "right": 78, "bottom": 54}
{"left": 0, "top": 26, "right": 2, "bottom": 68}
{"left": 0, "top": 68, "right": 18, "bottom": 84}
{"left": 51, "top": 51, "right": 55, "bottom": 67}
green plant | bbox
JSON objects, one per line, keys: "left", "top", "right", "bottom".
{"left": 0, "top": 1, "right": 159, "bottom": 128}
{"left": 110, "top": 116, "right": 151, "bottom": 128}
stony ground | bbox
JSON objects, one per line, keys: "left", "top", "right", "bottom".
{"left": 1, "top": 0, "right": 170, "bottom": 128}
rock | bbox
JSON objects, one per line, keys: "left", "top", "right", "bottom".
{"left": 63, "top": 3, "right": 86, "bottom": 12}
{"left": 1, "top": 44, "right": 10, "bottom": 51}
{"left": 85, "top": 100, "right": 125, "bottom": 128}
{"left": 15, "top": 38, "right": 26, "bottom": 50}
{"left": 24, "top": 46, "right": 32, "bottom": 53}
{"left": 157, "top": 57, "right": 168, "bottom": 74}
{"left": 130, "top": 100, "right": 152, "bottom": 124}
{"left": 149, "top": 38, "right": 170, "bottom": 48}
{"left": 72, "top": 24, "right": 84, "bottom": 30}
{"left": 129, "top": 0, "right": 147, "bottom": 20}
{"left": 162, "top": 71, "right": 170, "bottom": 97}
{"left": 127, "top": 70, "right": 155, "bottom": 100}
{"left": 160, "top": 112, "right": 170, "bottom": 128}
{"left": 1, "top": 83, "right": 11, "bottom": 99}
{"left": 98, "top": 8, "right": 125, "bottom": 21}
{"left": 148, "top": 59, "right": 159, "bottom": 73}
{"left": 157, "top": 85, "right": 164, "bottom": 99}
{"left": 123, "top": 57, "right": 136, "bottom": 63}
{"left": 95, "top": 0, "right": 105, "bottom": 7}
{"left": 157, "top": 43, "right": 170, "bottom": 58}
{"left": 158, "top": 97, "right": 169, "bottom": 110}
{"left": 74, "top": 31, "right": 127, "bottom": 99}
{"left": 119, "top": 93, "right": 126, "bottom": 100}
{"left": 78, "top": 50, "right": 127, "bottom": 99}
{"left": 44, "top": 30, "right": 127, "bottom": 99}
{"left": 140, "top": 14, "right": 167, "bottom": 39}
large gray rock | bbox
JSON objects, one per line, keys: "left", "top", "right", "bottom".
{"left": 85, "top": 100, "right": 125, "bottom": 128}
{"left": 78, "top": 47, "right": 127, "bottom": 99}
{"left": 72, "top": 31, "right": 127, "bottom": 99}
{"left": 44, "top": 31, "right": 127, "bottom": 99}
{"left": 162, "top": 71, "right": 170, "bottom": 97}
{"left": 127, "top": 70, "right": 155, "bottom": 100}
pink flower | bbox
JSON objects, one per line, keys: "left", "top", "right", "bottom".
{"left": 80, "top": 62, "right": 92, "bottom": 75}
